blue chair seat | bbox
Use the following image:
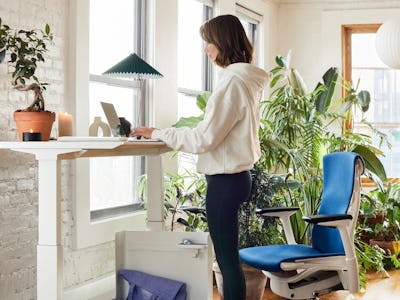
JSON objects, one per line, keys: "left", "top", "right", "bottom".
{"left": 240, "top": 245, "right": 344, "bottom": 272}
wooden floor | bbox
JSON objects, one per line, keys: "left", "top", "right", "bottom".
{"left": 213, "top": 270, "right": 400, "bottom": 300}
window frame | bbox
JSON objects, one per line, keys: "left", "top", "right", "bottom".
{"left": 236, "top": 3, "right": 262, "bottom": 65}
{"left": 341, "top": 23, "right": 400, "bottom": 184}
{"left": 176, "top": 0, "right": 214, "bottom": 173}
{"left": 177, "top": 0, "right": 213, "bottom": 97}
{"left": 88, "top": 0, "right": 146, "bottom": 220}
{"left": 341, "top": 24, "right": 381, "bottom": 96}
{"left": 69, "top": 0, "right": 148, "bottom": 249}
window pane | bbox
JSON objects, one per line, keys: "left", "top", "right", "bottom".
{"left": 89, "top": 83, "right": 141, "bottom": 211}
{"left": 89, "top": 0, "right": 142, "bottom": 213}
{"left": 177, "top": 0, "right": 212, "bottom": 172}
{"left": 177, "top": 0, "right": 205, "bottom": 91}
{"left": 89, "top": 0, "right": 134, "bottom": 75}
{"left": 239, "top": 15, "right": 259, "bottom": 64}
{"left": 90, "top": 157, "right": 138, "bottom": 210}
{"left": 352, "top": 34, "right": 386, "bottom": 68}
{"left": 89, "top": 82, "right": 135, "bottom": 123}
{"left": 177, "top": 92, "right": 203, "bottom": 120}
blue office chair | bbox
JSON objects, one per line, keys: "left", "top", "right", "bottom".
{"left": 240, "top": 152, "right": 365, "bottom": 300}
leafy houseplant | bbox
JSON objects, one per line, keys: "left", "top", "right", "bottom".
{"left": 238, "top": 165, "right": 287, "bottom": 249}
{"left": 0, "top": 18, "right": 54, "bottom": 140}
{"left": 359, "top": 181, "right": 400, "bottom": 267}
{"left": 258, "top": 53, "right": 388, "bottom": 244}
{"left": 158, "top": 53, "right": 390, "bottom": 290}
{"left": 255, "top": 53, "right": 393, "bottom": 288}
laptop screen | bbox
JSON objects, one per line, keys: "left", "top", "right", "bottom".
{"left": 100, "top": 101, "right": 121, "bottom": 137}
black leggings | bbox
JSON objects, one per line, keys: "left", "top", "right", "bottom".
{"left": 205, "top": 171, "right": 251, "bottom": 300}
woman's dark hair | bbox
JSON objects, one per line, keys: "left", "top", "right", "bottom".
{"left": 200, "top": 14, "right": 254, "bottom": 67}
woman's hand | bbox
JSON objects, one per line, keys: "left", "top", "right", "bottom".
{"left": 130, "top": 127, "right": 156, "bottom": 139}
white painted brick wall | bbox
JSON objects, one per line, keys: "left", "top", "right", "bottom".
{"left": 0, "top": 1, "right": 115, "bottom": 299}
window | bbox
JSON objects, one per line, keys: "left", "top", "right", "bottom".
{"left": 176, "top": 1, "right": 263, "bottom": 173}
{"left": 71, "top": 0, "right": 148, "bottom": 248}
{"left": 342, "top": 24, "right": 400, "bottom": 178}
{"left": 177, "top": 0, "right": 213, "bottom": 173}
{"left": 88, "top": 0, "right": 144, "bottom": 219}
{"left": 236, "top": 4, "right": 262, "bottom": 64}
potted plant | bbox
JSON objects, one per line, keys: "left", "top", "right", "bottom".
{"left": 0, "top": 19, "right": 54, "bottom": 140}
{"left": 254, "top": 53, "right": 393, "bottom": 289}
{"left": 360, "top": 181, "right": 400, "bottom": 260}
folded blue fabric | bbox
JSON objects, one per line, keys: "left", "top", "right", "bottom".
{"left": 119, "top": 269, "right": 187, "bottom": 300}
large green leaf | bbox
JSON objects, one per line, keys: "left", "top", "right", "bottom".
{"left": 270, "top": 74, "right": 283, "bottom": 88}
{"left": 173, "top": 115, "right": 204, "bottom": 129}
{"left": 289, "top": 68, "right": 307, "bottom": 96}
{"left": 196, "top": 92, "right": 210, "bottom": 112}
{"left": 357, "top": 90, "right": 371, "bottom": 112}
{"left": 338, "top": 100, "right": 353, "bottom": 115}
{"left": 173, "top": 92, "right": 210, "bottom": 128}
{"left": 275, "top": 55, "right": 287, "bottom": 68}
{"left": 315, "top": 67, "right": 338, "bottom": 113}
{"left": 352, "top": 144, "right": 387, "bottom": 183}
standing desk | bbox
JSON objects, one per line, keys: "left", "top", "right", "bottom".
{"left": 0, "top": 140, "right": 171, "bottom": 299}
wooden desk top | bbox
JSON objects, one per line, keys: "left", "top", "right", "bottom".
{"left": 0, "top": 139, "right": 171, "bottom": 159}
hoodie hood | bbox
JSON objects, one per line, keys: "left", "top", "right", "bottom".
{"left": 221, "top": 63, "right": 269, "bottom": 92}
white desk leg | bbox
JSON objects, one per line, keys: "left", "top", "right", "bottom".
{"left": 146, "top": 156, "right": 164, "bottom": 231}
{"left": 36, "top": 155, "right": 63, "bottom": 300}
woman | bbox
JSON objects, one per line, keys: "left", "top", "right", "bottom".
{"left": 131, "top": 14, "right": 269, "bottom": 300}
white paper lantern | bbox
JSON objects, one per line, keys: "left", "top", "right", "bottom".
{"left": 375, "top": 19, "right": 400, "bottom": 69}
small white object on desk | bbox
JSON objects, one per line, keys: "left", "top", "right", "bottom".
{"left": 89, "top": 116, "right": 111, "bottom": 137}
{"left": 58, "top": 112, "right": 73, "bottom": 137}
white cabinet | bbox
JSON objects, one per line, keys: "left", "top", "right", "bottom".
{"left": 115, "top": 231, "right": 213, "bottom": 300}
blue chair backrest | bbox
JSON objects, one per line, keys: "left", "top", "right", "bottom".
{"left": 311, "top": 152, "right": 360, "bottom": 254}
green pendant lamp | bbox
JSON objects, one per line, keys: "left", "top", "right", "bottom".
{"left": 103, "top": 53, "right": 163, "bottom": 80}
{"left": 102, "top": 53, "right": 163, "bottom": 127}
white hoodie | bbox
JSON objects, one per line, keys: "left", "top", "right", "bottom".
{"left": 152, "top": 63, "right": 269, "bottom": 175}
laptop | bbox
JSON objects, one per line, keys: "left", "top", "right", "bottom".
{"left": 100, "top": 101, "right": 124, "bottom": 137}
{"left": 100, "top": 101, "right": 159, "bottom": 142}
{"left": 58, "top": 102, "right": 160, "bottom": 142}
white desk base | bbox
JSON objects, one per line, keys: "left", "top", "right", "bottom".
{"left": 0, "top": 140, "right": 169, "bottom": 300}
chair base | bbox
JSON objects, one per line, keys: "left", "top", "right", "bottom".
{"left": 267, "top": 270, "right": 342, "bottom": 300}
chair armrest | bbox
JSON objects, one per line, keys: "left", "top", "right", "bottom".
{"left": 302, "top": 214, "right": 352, "bottom": 225}
{"left": 256, "top": 207, "right": 300, "bottom": 245}
{"left": 256, "top": 207, "right": 300, "bottom": 217}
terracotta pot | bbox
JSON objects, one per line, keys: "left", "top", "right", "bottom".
{"left": 370, "top": 239, "right": 400, "bottom": 256}
{"left": 213, "top": 261, "right": 267, "bottom": 300}
{"left": 359, "top": 211, "right": 387, "bottom": 226}
{"left": 14, "top": 111, "right": 56, "bottom": 141}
